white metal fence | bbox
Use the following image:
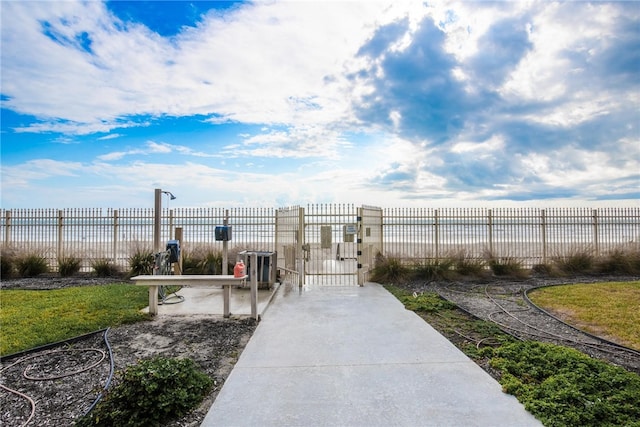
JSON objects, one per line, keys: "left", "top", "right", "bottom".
{"left": 1, "top": 206, "right": 638, "bottom": 273}
{"left": 1, "top": 208, "right": 275, "bottom": 272}
{"left": 383, "top": 207, "right": 640, "bottom": 267}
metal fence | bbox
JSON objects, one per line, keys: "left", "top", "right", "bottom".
{"left": 383, "top": 207, "right": 640, "bottom": 267}
{"left": 1, "top": 207, "right": 275, "bottom": 272}
{"left": 1, "top": 206, "right": 638, "bottom": 273}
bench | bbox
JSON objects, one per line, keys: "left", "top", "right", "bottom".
{"left": 130, "top": 274, "right": 255, "bottom": 319}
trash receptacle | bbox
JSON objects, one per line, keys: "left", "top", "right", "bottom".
{"left": 239, "top": 251, "right": 276, "bottom": 289}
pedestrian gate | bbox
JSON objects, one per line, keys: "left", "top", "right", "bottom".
{"left": 275, "top": 205, "right": 382, "bottom": 286}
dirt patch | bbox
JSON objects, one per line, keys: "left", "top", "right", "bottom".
{"left": 1, "top": 277, "right": 257, "bottom": 427}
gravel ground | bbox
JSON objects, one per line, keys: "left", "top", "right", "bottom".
{"left": 401, "top": 275, "right": 640, "bottom": 375}
{"left": 2, "top": 275, "right": 639, "bottom": 426}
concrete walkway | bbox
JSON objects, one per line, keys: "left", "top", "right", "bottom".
{"left": 201, "top": 283, "right": 542, "bottom": 427}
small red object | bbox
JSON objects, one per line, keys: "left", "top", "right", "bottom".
{"left": 233, "top": 260, "right": 245, "bottom": 278}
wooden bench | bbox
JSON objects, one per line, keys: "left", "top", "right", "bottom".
{"left": 130, "top": 274, "right": 255, "bottom": 319}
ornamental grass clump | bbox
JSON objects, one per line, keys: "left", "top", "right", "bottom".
{"left": 128, "top": 247, "right": 154, "bottom": 276}
{"left": 91, "top": 258, "right": 121, "bottom": 277}
{"left": 58, "top": 255, "right": 82, "bottom": 277}
{"left": 370, "top": 253, "right": 410, "bottom": 283}
{"left": 595, "top": 248, "right": 640, "bottom": 275}
{"left": 14, "top": 252, "right": 49, "bottom": 277}
{"left": 552, "top": 247, "right": 595, "bottom": 275}
{"left": 413, "top": 258, "right": 456, "bottom": 281}
{"left": 451, "top": 250, "right": 487, "bottom": 277}
{"left": 487, "top": 256, "right": 528, "bottom": 278}
{"left": 0, "top": 246, "right": 16, "bottom": 278}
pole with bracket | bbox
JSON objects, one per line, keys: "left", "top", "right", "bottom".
{"left": 223, "top": 210, "right": 229, "bottom": 275}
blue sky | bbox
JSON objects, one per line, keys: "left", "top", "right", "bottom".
{"left": 1, "top": 1, "right": 639, "bottom": 209}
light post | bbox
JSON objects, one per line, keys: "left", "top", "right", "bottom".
{"left": 153, "top": 188, "right": 176, "bottom": 253}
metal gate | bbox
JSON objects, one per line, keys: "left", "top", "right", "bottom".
{"left": 275, "top": 204, "right": 383, "bottom": 287}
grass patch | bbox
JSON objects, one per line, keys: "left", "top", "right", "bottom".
{"left": 385, "top": 283, "right": 640, "bottom": 427}
{"left": 528, "top": 281, "right": 640, "bottom": 350}
{"left": 0, "top": 284, "right": 150, "bottom": 356}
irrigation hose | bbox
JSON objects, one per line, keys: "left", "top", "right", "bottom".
{"left": 0, "top": 383, "right": 35, "bottom": 427}
{"left": 0, "top": 328, "right": 116, "bottom": 425}
{"left": 84, "top": 327, "right": 115, "bottom": 416}
{"left": 158, "top": 285, "right": 185, "bottom": 305}
{"left": 21, "top": 349, "right": 106, "bottom": 381}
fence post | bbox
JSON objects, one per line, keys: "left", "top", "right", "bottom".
{"left": 592, "top": 209, "right": 599, "bottom": 256}
{"left": 298, "top": 206, "right": 305, "bottom": 288}
{"left": 541, "top": 209, "right": 547, "bottom": 264}
{"left": 222, "top": 209, "right": 229, "bottom": 275}
{"left": 153, "top": 188, "right": 162, "bottom": 253}
{"left": 175, "top": 227, "right": 183, "bottom": 275}
{"left": 434, "top": 209, "right": 440, "bottom": 261}
{"left": 57, "top": 210, "right": 64, "bottom": 262}
{"left": 113, "top": 210, "right": 119, "bottom": 264}
{"left": 5, "top": 210, "right": 11, "bottom": 246}
{"left": 169, "top": 209, "right": 175, "bottom": 240}
{"left": 487, "top": 209, "right": 494, "bottom": 256}
{"left": 357, "top": 206, "right": 363, "bottom": 286}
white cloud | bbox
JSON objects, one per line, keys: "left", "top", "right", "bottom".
{"left": 450, "top": 135, "right": 505, "bottom": 154}
{"left": 1, "top": 1, "right": 411, "bottom": 135}
{"left": 97, "top": 141, "right": 221, "bottom": 161}
{"left": 1, "top": 1, "right": 638, "bottom": 208}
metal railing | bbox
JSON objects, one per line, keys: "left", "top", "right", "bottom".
{"left": 1, "top": 206, "right": 638, "bottom": 273}
{"left": 382, "top": 207, "right": 640, "bottom": 267}
{"left": 1, "top": 207, "right": 276, "bottom": 272}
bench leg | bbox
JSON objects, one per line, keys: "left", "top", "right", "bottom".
{"left": 149, "top": 286, "right": 159, "bottom": 315}
{"left": 223, "top": 285, "right": 231, "bottom": 318}
{"left": 250, "top": 253, "right": 258, "bottom": 321}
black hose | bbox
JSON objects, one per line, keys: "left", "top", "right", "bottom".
{"left": 83, "top": 328, "right": 115, "bottom": 416}
{"left": 0, "top": 328, "right": 109, "bottom": 362}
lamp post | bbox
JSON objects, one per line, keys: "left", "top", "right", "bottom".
{"left": 153, "top": 188, "right": 176, "bottom": 253}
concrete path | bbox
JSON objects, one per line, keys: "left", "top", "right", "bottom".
{"left": 201, "top": 283, "right": 542, "bottom": 427}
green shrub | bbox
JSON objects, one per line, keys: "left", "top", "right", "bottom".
{"left": 77, "top": 357, "right": 213, "bottom": 427}
{"left": 370, "top": 253, "right": 410, "bottom": 283}
{"left": 128, "top": 248, "right": 154, "bottom": 276}
{"left": 58, "top": 256, "right": 82, "bottom": 277}
{"left": 91, "top": 258, "right": 120, "bottom": 277}
{"left": 490, "top": 341, "right": 640, "bottom": 427}
{"left": 14, "top": 253, "right": 49, "bottom": 277}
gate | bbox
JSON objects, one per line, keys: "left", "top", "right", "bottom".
{"left": 275, "top": 204, "right": 383, "bottom": 287}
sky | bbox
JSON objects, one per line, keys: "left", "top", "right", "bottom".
{"left": 1, "top": 0, "right": 639, "bottom": 209}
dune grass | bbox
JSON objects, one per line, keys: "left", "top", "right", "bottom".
{"left": 0, "top": 284, "right": 150, "bottom": 356}
{"left": 527, "top": 281, "right": 640, "bottom": 350}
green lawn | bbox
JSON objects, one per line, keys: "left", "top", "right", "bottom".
{"left": 1, "top": 284, "right": 150, "bottom": 356}
{"left": 528, "top": 281, "right": 640, "bottom": 350}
